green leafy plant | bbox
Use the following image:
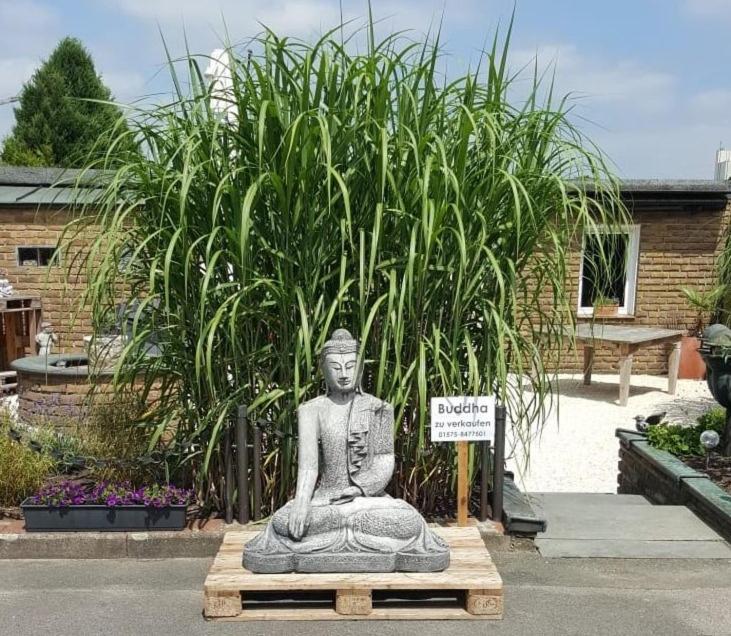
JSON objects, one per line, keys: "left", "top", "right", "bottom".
{"left": 0, "top": 411, "right": 54, "bottom": 507}
{"left": 593, "top": 294, "right": 619, "bottom": 307}
{"left": 65, "top": 19, "right": 625, "bottom": 515}
{"left": 21, "top": 424, "right": 88, "bottom": 474}
{"left": 680, "top": 286, "right": 724, "bottom": 336}
{"left": 646, "top": 407, "right": 725, "bottom": 456}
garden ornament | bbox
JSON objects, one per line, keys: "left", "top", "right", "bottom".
{"left": 35, "top": 321, "right": 58, "bottom": 356}
{"left": 243, "top": 328, "right": 450, "bottom": 573}
{"left": 0, "top": 275, "right": 12, "bottom": 297}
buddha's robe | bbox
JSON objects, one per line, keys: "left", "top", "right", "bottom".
{"left": 243, "top": 392, "right": 449, "bottom": 573}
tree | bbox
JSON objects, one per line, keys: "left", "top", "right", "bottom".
{"left": 1, "top": 37, "right": 125, "bottom": 167}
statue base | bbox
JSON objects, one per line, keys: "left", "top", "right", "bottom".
{"left": 242, "top": 546, "right": 450, "bottom": 574}
{"left": 204, "top": 527, "right": 503, "bottom": 620}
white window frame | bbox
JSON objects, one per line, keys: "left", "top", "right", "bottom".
{"left": 577, "top": 225, "right": 640, "bottom": 317}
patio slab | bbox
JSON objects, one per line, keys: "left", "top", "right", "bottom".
{"left": 533, "top": 493, "right": 731, "bottom": 558}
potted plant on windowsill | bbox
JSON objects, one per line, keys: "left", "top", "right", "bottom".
{"left": 679, "top": 286, "right": 723, "bottom": 380}
{"left": 21, "top": 481, "right": 192, "bottom": 532}
{"left": 593, "top": 295, "right": 620, "bottom": 318}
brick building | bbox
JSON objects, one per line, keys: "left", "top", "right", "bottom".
{"left": 0, "top": 167, "right": 98, "bottom": 372}
{"left": 1, "top": 168, "right": 730, "bottom": 376}
{"left": 565, "top": 180, "right": 731, "bottom": 374}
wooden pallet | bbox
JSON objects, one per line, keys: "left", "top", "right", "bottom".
{"left": 0, "top": 370, "right": 16, "bottom": 393}
{"left": 204, "top": 526, "right": 503, "bottom": 620}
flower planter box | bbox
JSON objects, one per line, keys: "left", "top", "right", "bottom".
{"left": 21, "top": 501, "right": 187, "bottom": 532}
{"left": 594, "top": 304, "right": 619, "bottom": 318}
{"left": 616, "top": 429, "right": 731, "bottom": 543}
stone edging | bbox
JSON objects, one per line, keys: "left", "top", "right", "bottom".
{"left": 616, "top": 429, "right": 731, "bottom": 543}
{"left": 0, "top": 520, "right": 508, "bottom": 559}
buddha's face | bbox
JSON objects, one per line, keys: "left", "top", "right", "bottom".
{"left": 322, "top": 352, "right": 359, "bottom": 394}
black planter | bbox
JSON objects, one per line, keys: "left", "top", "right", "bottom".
{"left": 700, "top": 348, "right": 731, "bottom": 455}
{"left": 702, "top": 352, "right": 731, "bottom": 408}
{"left": 21, "top": 501, "right": 188, "bottom": 532}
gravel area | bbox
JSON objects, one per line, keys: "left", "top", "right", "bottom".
{"left": 506, "top": 373, "right": 716, "bottom": 493}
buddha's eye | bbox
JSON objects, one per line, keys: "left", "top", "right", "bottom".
{"left": 345, "top": 362, "right": 356, "bottom": 369}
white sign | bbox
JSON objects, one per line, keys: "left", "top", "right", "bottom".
{"left": 430, "top": 396, "right": 495, "bottom": 442}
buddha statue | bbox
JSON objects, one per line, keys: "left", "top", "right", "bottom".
{"left": 243, "top": 328, "right": 450, "bottom": 573}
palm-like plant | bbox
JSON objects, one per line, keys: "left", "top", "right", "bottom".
{"left": 65, "top": 21, "right": 624, "bottom": 514}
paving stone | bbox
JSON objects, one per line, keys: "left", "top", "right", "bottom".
{"left": 536, "top": 539, "right": 731, "bottom": 559}
{"left": 533, "top": 492, "right": 731, "bottom": 558}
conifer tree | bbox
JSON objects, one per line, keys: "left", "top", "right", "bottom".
{"left": 1, "top": 37, "right": 126, "bottom": 167}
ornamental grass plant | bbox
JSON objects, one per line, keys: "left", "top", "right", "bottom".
{"left": 65, "top": 18, "right": 624, "bottom": 515}
{"left": 0, "top": 410, "right": 54, "bottom": 508}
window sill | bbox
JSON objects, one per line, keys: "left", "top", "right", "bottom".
{"left": 577, "top": 314, "right": 636, "bottom": 321}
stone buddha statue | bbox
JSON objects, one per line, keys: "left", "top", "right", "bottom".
{"left": 243, "top": 328, "right": 449, "bottom": 573}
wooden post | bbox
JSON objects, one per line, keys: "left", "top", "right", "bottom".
{"left": 668, "top": 340, "right": 681, "bottom": 395}
{"left": 457, "top": 440, "right": 469, "bottom": 526}
{"left": 583, "top": 345, "right": 594, "bottom": 385}
{"left": 235, "top": 405, "right": 249, "bottom": 525}
{"left": 252, "top": 426, "right": 262, "bottom": 521}
{"left": 618, "top": 344, "right": 634, "bottom": 407}
{"left": 479, "top": 440, "right": 490, "bottom": 522}
{"left": 224, "top": 421, "right": 233, "bottom": 525}
{"left": 492, "top": 404, "right": 506, "bottom": 523}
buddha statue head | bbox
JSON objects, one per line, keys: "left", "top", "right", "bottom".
{"left": 320, "top": 328, "right": 361, "bottom": 395}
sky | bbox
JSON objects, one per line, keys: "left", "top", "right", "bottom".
{"left": 0, "top": 0, "right": 730, "bottom": 179}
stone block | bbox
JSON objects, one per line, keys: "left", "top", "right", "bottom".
{"left": 126, "top": 531, "right": 223, "bottom": 559}
{"left": 0, "top": 533, "right": 127, "bottom": 559}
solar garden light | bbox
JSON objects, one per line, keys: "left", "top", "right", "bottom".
{"left": 700, "top": 430, "right": 720, "bottom": 470}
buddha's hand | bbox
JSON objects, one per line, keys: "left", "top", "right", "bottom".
{"left": 330, "top": 485, "right": 362, "bottom": 504}
{"left": 288, "top": 500, "right": 310, "bottom": 540}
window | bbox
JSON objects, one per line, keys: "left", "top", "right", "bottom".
{"left": 17, "top": 247, "right": 58, "bottom": 267}
{"left": 577, "top": 225, "right": 640, "bottom": 316}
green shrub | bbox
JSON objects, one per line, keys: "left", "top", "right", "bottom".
{"left": 22, "top": 424, "right": 88, "bottom": 473}
{"left": 0, "top": 412, "right": 54, "bottom": 507}
{"left": 80, "top": 397, "right": 165, "bottom": 486}
{"left": 697, "top": 406, "right": 726, "bottom": 432}
{"left": 646, "top": 408, "right": 725, "bottom": 456}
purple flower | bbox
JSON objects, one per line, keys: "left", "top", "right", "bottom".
{"left": 30, "top": 481, "right": 194, "bottom": 508}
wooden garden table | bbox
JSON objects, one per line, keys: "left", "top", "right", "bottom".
{"left": 572, "top": 324, "right": 684, "bottom": 406}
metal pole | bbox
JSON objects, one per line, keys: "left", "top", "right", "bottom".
{"left": 224, "top": 419, "right": 233, "bottom": 525}
{"left": 235, "top": 405, "right": 249, "bottom": 524}
{"left": 492, "top": 404, "right": 506, "bottom": 523}
{"left": 479, "top": 440, "right": 491, "bottom": 522}
{"left": 253, "top": 426, "right": 262, "bottom": 521}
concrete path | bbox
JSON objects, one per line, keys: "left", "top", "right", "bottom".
{"left": 2, "top": 554, "right": 731, "bottom": 635}
{"left": 533, "top": 493, "right": 731, "bottom": 558}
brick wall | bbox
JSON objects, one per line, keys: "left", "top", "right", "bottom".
{"left": 3, "top": 197, "right": 729, "bottom": 377}
{"left": 15, "top": 368, "right": 115, "bottom": 428}
{"left": 561, "top": 201, "right": 731, "bottom": 374}
{"left": 0, "top": 206, "right": 95, "bottom": 357}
